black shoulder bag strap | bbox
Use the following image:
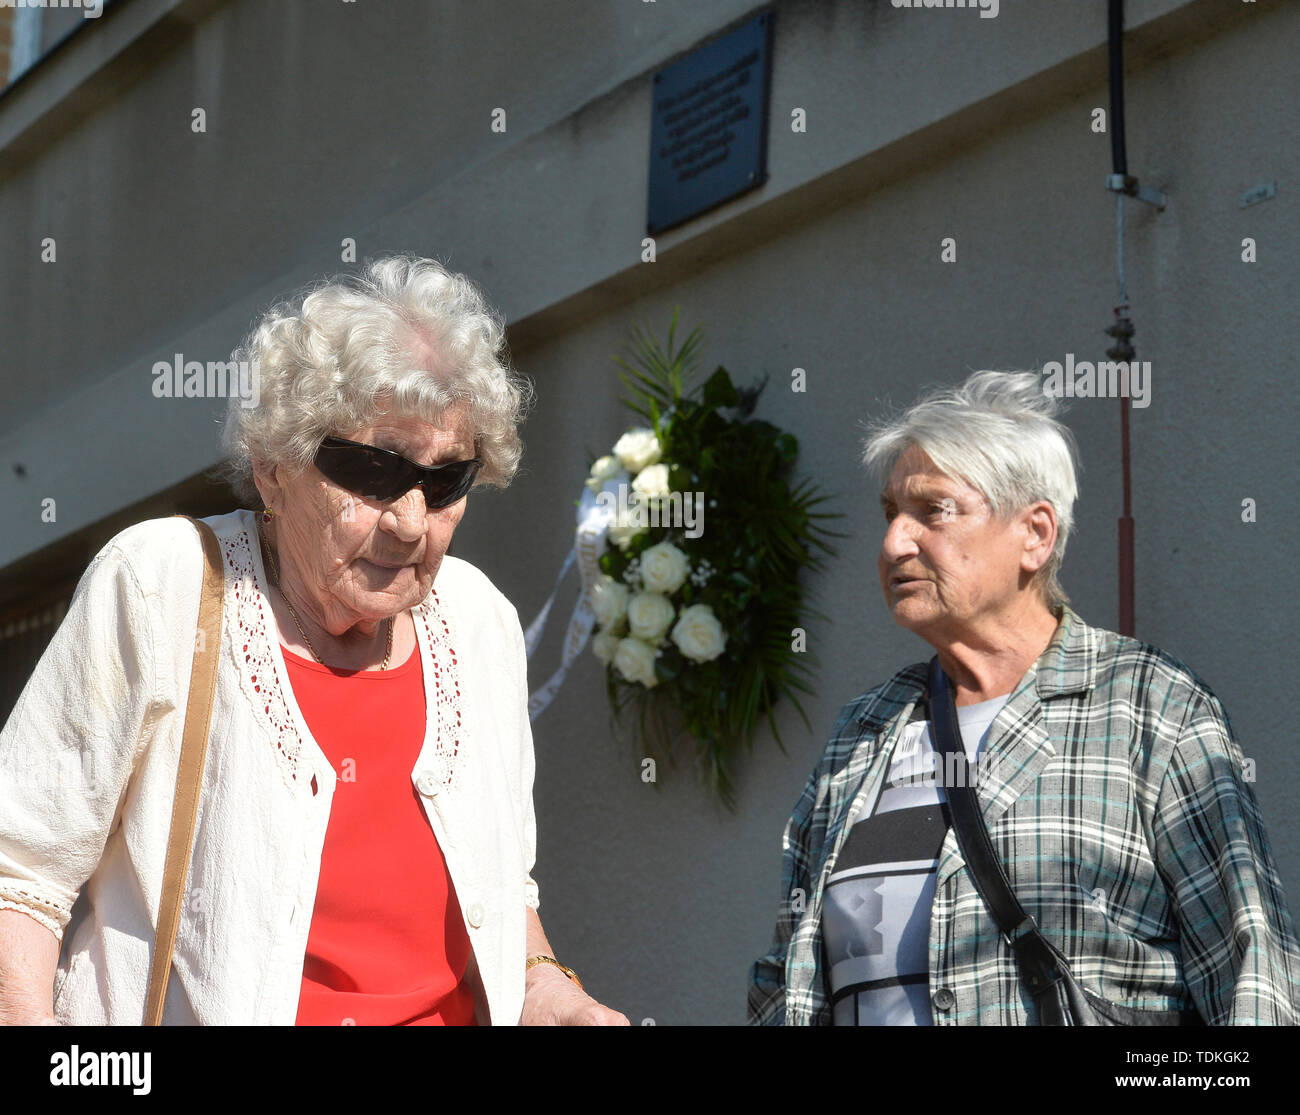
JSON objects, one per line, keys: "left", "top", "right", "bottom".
{"left": 925, "top": 656, "right": 1081, "bottom": 1023}
{"left": 926, "top": 656, "right": 1203, "bottom": 1026}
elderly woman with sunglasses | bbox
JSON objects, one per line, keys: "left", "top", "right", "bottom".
{"left": 0, "top": 256, "right": 627, "bottom": 1027}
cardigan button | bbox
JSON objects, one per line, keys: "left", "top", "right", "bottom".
{"left": 932, "top": 987, "right": 956, "bottom": 1011}
{"left": 467, "top": 902, "right": 485, "bottom": 928}
{"left": 415, "top": 771, "right": 440, "bottom": 797}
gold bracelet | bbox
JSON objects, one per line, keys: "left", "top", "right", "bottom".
{"left": 525, "top": 954, "right": 584, "bottom": 991}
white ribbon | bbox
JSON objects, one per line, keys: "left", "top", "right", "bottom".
{"left": 525, "top": 472, "right": 627, "bottom": 720}
{"left": 522, "top": 549, "right": 575, "bottom": 657}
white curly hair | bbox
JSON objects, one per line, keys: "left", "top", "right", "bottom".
{"left": 220, "top": 255, "right": 531, "bottom": 504}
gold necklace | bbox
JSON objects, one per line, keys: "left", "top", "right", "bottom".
{"left": 259, "top": 527, "right": 393, "bottom": 670}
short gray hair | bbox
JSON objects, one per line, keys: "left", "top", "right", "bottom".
{"left": 220, "top": 255, "right": 532, "bottom": 504}
{"left": 861, "top": 370, "right": 1080, "bottom": 607}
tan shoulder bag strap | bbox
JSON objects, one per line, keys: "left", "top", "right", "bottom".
{"left": 143, "top": 515, "right": 224, "bottom": 1025}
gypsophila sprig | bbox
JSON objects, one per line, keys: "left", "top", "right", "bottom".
{"left": 587, "top": 309, "right": 840, "bottom": 807}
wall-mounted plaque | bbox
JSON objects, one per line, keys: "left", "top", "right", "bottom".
{"left": 647, "top": 12, "right": 773, "bottom": 236}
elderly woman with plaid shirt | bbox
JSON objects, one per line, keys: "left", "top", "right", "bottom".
{"left": 749, "top": 370, "right": 1299, "bottom": 1026}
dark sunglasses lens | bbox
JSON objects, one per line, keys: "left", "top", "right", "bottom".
{"left": 315, "top": 441, "right": 413, "bottom": 500}
{"left": 316, "top": 440, "right": 479, "bottom": 506}
{"left": 422, "top": 460, "right": 480, "bottom": 509}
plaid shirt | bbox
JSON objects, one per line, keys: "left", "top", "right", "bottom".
{"left": 748, "top": 606, "right": 1300, "bottom": 1025}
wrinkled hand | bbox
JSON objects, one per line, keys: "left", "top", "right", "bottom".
{"left": 0, "top": 1010, "right": 57, "bottom": 1027}
{"left": 519, "top": 963, "right": 629, "bottom": 1026}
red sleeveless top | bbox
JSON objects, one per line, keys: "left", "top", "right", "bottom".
{"left": 283, "top": 641, "right": 477, "bottom": 1026}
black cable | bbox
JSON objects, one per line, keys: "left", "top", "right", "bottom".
{"left": 1108, "top": 0, "right": 1127, "bottom": 176}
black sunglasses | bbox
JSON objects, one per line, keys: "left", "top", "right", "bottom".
{"left": 314, "top": 435, "right": 482, "bottom": 509}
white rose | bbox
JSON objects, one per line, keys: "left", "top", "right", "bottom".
{"left": 614, "top": 637, "right": 660, "bottom": 689}
{"left": 585, "top": 455, "right": 622, "bottom": 492}
{"left": 638, "top": 541, "right": 690, "bottom": 595}
{"left": 625, "top": 592, "right": 676, "bottom": 642}
{"left": 591, "top": 630, "right": 621, "bottom": 664}
{"left": 671, "top": 603, "right": 727, "bottom": 663}
{"left": 589, "top": 575, "right": 629, "bottom": 629}
{"left": 612, "top": 428, "right": 662, "bottom": 472}
{"left": 631, "top": 463, "right": 671, "bottom": 500}
{"left": 606, "top": 515, "right": 641, "bottom": 551}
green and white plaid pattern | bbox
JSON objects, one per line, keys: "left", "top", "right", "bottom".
{"left": 748, "top": 606, "right": 1300, "bottom": 1025}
